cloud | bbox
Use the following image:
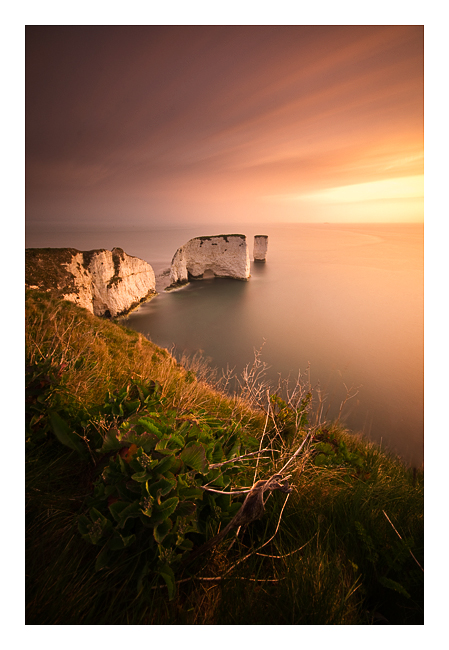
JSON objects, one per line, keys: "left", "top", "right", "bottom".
{"left": 26, "top": 25, "right": 423, "bottom": 226}
{"left": 290, "top": 175, "right": 424, "bottom": 204}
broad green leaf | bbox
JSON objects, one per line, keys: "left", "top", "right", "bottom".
{"left": 150, "top": 496, "right": 179, "bottom": 524}
{"left": 97, "top": 427, "right": 121, "bottom": 453}
{"left": 112, "top": 403, "right": 124, "bottom": 416}
{"left": 176, "top": 421, "right": 191, "bottom": 435}
{"left": 90, "top": 508, "right": 109, "bottom": 525}
{"left": 169, "top": 457, "right": 183, "bottom": 475}
{"left": 124, "top": 399, "right": 140, "bottom": 414}
{"left": 108, "top": 531, "right": 136, "bottom": 550}
{"left": 78, "top": 515, "right": 90, "bottom": 536}
{"left": 177, "top": 538, "right": 194, "bottom": 552}
{"left": 214, "top": 493, "right": 231, "bottom": 511}
{"left": 156, "top": 433, "right": 184, "bottom": 452}
{"left": 155, "top": 437, "right": 169, "bottom": 451}
{"left": 178, "top": 485, "right": 203, "bottom": 500}
{"left": 123, "top": 430, "right": 158, "bottom": 453}
{"left": 117, "top": 386, "right": 128, "bottom": 400}
{"left": 180, "top": 443, "right": 208, "bottom": 472}
{"left": 147, "top": 475, "right": 177, "bottom": 498}
{"left": 131, "top": 469, "right": 153, "bottom": 483}
{"left": 138, "top": 417, "right": 163, "bottom": 439}
{"left": 118, "top": 454, "right": 130, "bottom": 476}
{"left": 174, "top": 501, "right": 197, "bottom": 517}
{"left": 205, "top": 467, "right": 227, "bottom": 485}
{"left": 29, "top": 413, "right": 44, "bottom": 427}
{"left": 379, "top": 576, "right": 411, "bottom": 599}
{"left": 48, "top": 411, "right": 85, "bottom": 455}
{"left": 117, "top": 501, "right": 142, "bottom": 529}
{"left": 157, "top": 496, "right": 179, "bottom": 516}
{"left": 135, "top": 384, "right": 146, "bottom": 402}
{"left": 168, "top": 433, "right": 185, "bottom": 449}
{"left": 158, "top": 563, "right": 176, "bottom": 601}
{"left": 212, "top": 441, "right": 224, "bottom": 463}
{"left": 227, "top": 502, "right": 243, "bottom": 518}
{"left": 116, "top": 481, "right": 140, "bottom": 502}
{"left": 227, "top": 438, "right": 241, "bottom": 459}
{"left": 137, "top": 411, "right": 161, "bottom": 420}
{"left": 121, "top": 533, "right": 136, "bottom": 548}
{"left": 154, "top": 454, "right": 176, "bottom": 475}
{"left": 153, "top": 517, "right": 173, "bottom": 543}
{"left": 108, "top": 500, "right": 131, "bottom": 523}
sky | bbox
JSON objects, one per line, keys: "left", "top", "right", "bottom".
{"left": 26, "top": 25, "right": 424, "bottom": 231}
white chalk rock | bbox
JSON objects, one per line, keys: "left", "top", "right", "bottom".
{"left": 254, "top": 235, "right": 268, "bottom": 262}
{"left": 26, "top": 247, "right": 156, "bottom": 317}
{"left": 169, "top": 234, "right": 250, "bottom": 286}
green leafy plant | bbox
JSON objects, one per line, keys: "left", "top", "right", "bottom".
{"left": 25, "top": 358, "right": 64, "bottom": 444}
{"left": 77, "top": 380, "right": 258, "bottom": 598}
{"left": 312, "top": 428, "right": 366, "bottom": 473}
{"left": 26, "top": 357, "right": 92, "bottom": 450}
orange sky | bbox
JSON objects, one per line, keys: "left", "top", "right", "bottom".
{"left": 26, "top": 25, "right": 423, "bottom": 230}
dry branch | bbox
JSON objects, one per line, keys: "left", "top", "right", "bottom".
{"left": 181, "top": 475, "right": 293, "bottom": 569}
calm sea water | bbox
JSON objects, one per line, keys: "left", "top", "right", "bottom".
{"left": 26, "top": 222, "right": 423, "bottom": 466}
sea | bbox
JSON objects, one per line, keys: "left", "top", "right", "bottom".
{"left": 26, "top": 222, "right": 424, "bottom": 467}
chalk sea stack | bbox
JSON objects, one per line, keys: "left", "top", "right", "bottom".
{"left": 254, "top": 235, "right": 268, "bottom": 262}
{"left": 169, "top": 234, "right": 251, "bottom": 286}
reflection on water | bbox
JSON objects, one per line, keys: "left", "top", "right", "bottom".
{"left": 121, "top": 223, "right": 423, "bottom": 467}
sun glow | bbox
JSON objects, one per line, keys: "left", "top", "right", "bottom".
{"left": 299, "top": 175, "right": 424, "bottom": 204}
{"left": 267, "top": 175, "right": 424, "bottom": 206}
{"left": 261, "top": 174, "right": 424, "bottom": 223}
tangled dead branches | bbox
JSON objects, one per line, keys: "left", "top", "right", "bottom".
{"left": 181, "top": 474, "right": 293, "bottom": 568}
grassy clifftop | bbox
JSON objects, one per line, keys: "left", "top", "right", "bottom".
{"left": 25, "top": 290, "right": 424, "bottom": 624}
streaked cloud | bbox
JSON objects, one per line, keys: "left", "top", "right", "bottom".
{"left": 282, "top": 175, "right": 424, "bottom": 204}
{"left": 26, "top": 25, "right": 423, "bottom": 228}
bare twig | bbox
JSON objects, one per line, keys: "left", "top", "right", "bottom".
{"left": 382, "top": 510, "right": 423, "bottom": 572}
{"left": 337, "top": 380, "right": 362, "bottom": 421}
{"left": 222, "top": 456, "right": 310, "bottom": 573}
{"left": 277, "top": 429, "right": 312, "bottom": 474}
{"left": 209, "top": 447, "right": 276, "bottom": 470}
{"left": 238, "top": 343, "right": 272, "bottom": 410}
{"left": 150, "top": 575, "right": 285, "bottom": 591}
{"left": 223, "top": 511, "right": 317, "bottom": 577}
{"left": 255, "top": 531, "right": 318, "bottom": 559}
{"left": 200, "top": 486, "right": 252, "bottom": 496}
{"left": 252, "top": 390, "right": 271, "bottom": 484}
{"left": 181, "top": 475, "right": 293, "bottom": 569}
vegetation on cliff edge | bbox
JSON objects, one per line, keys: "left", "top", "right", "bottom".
{"left": 25, "top": 290, "right": 424, "bottom": 624}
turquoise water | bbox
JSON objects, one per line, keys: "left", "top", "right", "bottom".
{"left": 26, "top": 222, "right": 424, "bottom": 465}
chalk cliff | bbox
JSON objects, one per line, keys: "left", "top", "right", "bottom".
{"left": 169, "top": 234, "right": 250, "bottom": 286}
{"left": 25, "top": 247, "right": 156, "bottom": 317}
{"left": 254, "top": 235, "right": 268, "bottom": 262}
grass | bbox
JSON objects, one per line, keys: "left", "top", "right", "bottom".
{"left": 25, "top": 289, "right": 258, "bottom": 427}
{"left": 25, "top": 290, "right": 424, "bottom": 625}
